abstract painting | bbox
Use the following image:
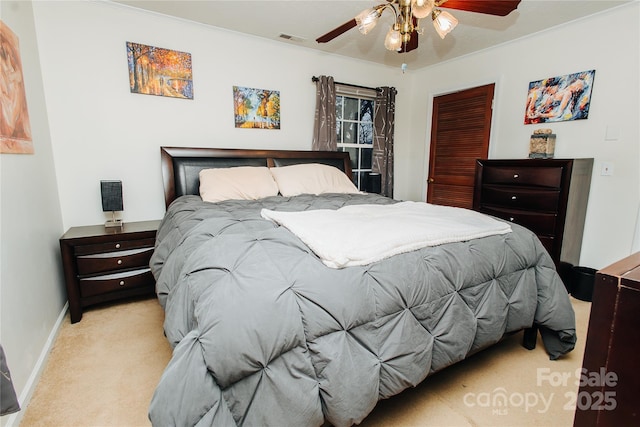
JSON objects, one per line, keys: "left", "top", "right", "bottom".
{"left": 1, "top": 21, "right": 33, "bottom": 154}
{"left": 126, "top": 42, "right": 193, "bottom": 99}
{"left": 233, "top": 86, "right": 280, "bottom": 129}
{"left": 524, "top": 69, "right": 595, "bottom": 124}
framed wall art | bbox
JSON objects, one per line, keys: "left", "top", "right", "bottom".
{"left": 1, "top": 21, "right": 33, "bottom": 154}
{"left": 233, "top": 86, "right": 280, "bottom": 129}
{"left": 524, "top": 69, "right": 595, "bottom": 124}
{"left": 126, "top": 41, "right": 193, "bottom": 99}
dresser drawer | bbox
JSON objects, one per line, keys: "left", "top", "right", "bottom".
{"left": 79, "top": 268, "right": 154, "bottom": 298}
{"left": 75, "top": 237, "right": 156, "bottom": 256}
{"left": 76, "top": 247, "right": 154, "bottom": 275}
{"left": 480, "top": 206, "right": 557, "bottom": 236}
{"left": 537, "top": 236, "right": 555, "bottom": 255}
{"left": 482, "top": 166, "right": 563, "bottom": 188}
{"left": 481, "top": 186, "right": 561, "bottom": 212}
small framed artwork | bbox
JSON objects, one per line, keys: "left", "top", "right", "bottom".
{"left": 233, "top": 86, "right": 280, "bottom": 129}
{"left": 1, "top": 21, "right": 33, "bottom": 154}
{"left": 126, "top": 41, "right": 193, "bottom": 99}
{"left": 524, "top": 69, "right": 595, "bottom": 124}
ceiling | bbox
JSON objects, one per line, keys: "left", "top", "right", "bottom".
{"left": 112, "top": 0, "right": 631, "bottom": 70}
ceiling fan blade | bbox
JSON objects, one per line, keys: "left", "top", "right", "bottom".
{"left": 316, "top": 19, "right": 357, "bottom": 43}
{"left": 439, "top": 0, "right": 521, "bottom": 16}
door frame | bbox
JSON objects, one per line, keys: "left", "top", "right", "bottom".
{"left": 421, "top": 77, "right": 502, "bottom": 201}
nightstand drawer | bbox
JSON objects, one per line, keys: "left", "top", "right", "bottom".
{"left": 480, "top": 206, "right": 557, "bottom": 236}
{"left": 77, "top": 247, "right": 154, "bottom": 275}
{"left": 482, "top": 166, "right": 563, "bottom": 188}
{"left": 75, "top": 237, "right": 156, "bottom": 256}
{"left": 79, "top": 268, "right": 154, "bottom": 298}
{"left": 481, "top": 186, "right": 560, "bottom": 212}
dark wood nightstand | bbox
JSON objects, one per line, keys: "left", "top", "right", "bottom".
{"left": 59, "top": 220, "right": 161, "bottom": 323}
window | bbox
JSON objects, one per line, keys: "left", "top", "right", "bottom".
{"left": 335, "top": 85, "right": 375, "bottom": 190}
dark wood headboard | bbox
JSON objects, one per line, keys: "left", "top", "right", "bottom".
{"left": 160, "top": 147, "right": 353, "bottom": 208}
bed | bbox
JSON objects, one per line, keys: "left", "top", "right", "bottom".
{"left": 149, "top": 146, "right": 576, "bottom": 426}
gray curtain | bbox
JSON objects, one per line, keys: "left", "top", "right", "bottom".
{"left": 311, "top": 76, "right": 337, "bottom": 151}
{"left": 1, "top": 344, "right": 20, "bottom": 416}
{"left": 373, "top": 86, "right": 397, "bottom": 198}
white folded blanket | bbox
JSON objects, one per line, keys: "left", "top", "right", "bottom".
{"left": 261, "top": 201, "right": 511, "bottom": 268}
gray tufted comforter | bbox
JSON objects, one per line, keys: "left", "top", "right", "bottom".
{"left": 148, "top": 193, "right": 576, "bottom": 427}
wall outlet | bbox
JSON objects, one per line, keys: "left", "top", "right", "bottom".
{"left": 601, "top": 162, "right": 614, "bottom": 176}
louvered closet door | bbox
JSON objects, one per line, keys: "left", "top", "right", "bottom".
{"left": 427, "top": 84, "right": 494, "bottom": 209}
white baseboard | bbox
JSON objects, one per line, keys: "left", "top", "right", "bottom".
{"left": 3, "top": 303, "right": 68, "bottom": 427}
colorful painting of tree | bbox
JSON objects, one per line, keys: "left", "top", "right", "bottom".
{"left": 126, "top": 42, "right": 193, "bottom": 99}
{"left": 233, "top": 86, "right": 280, "bottom": 129}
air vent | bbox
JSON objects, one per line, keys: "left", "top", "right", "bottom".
{"left": 278, "top": 33, "right": 306, "bottom": 43}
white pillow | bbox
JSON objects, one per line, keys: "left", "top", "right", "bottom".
{"left": 199, "top": 166, "right": 279, "bottom": 202}
{"left": 269, "top": 163, "right": 360, "bottom": 197}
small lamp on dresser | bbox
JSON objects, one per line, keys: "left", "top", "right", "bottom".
{"left": 100, "top": 180, "right": 124, "bottom": 228}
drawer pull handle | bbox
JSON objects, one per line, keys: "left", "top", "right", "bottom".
{"left": 509, "top": 217, "right": 515, "bottom": 222}
{"left": 115, "top": 243, "right": 121, "bottom": 249}
{"left": 513, "top": 174, "right": 519, "bottom": 178}
{"left": 117, "top": 259, "right": 123, "bottom": 265}
{"left": 511, "top": 196, "right": 517, "bottom": 200}
{"left": 119, "top": 280, "right": 125, "bottom": 286}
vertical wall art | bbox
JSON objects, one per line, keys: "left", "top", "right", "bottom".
{"left": 1, "top": 21, "right": 33, "bottom": 154}
{"left": 126, "top": 42, "right": 193, "bottom": 99}
{"left": 524, "top": 69, "right": 595, "bottom": 124}
{"left": 233, "top": 86, "right": 280, "bottom": 129}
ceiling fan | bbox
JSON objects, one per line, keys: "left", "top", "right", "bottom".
{"left": 316, "top": 0, "right": 521, "bottom": 53}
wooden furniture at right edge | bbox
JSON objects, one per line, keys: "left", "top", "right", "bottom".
{"left": 573, "top": 252, "right": 640, "bottom": 426}
{"left": 473, "top": 158, "right": 593, "bottom": 270}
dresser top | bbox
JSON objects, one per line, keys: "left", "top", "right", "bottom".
{"left": 61, "top": 220, "right": 161, "bottom": 240}
{"left": 477, "top": 158, "right": 594, "bottom": 165}
{"left": 598, "top": 252, "right": 640, "bottom": 290}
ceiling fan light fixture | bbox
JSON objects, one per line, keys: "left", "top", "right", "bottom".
{"left": 316, "top": 0, "right": 521, "bottom": 54}
{"left": 412, "top": 0, "right": 434, "bottom": 19}
{"left": 432, "top": 9, "right": 458, "bottom": 39}
{"left": 356, "top": 7, "right": 383, "bottom": 34}
{"left": 384, "top": 27, "right": 403, "bottom": 51}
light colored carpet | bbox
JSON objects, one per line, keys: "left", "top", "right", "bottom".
{"left": 21, "top": 296, "right": 591, "bottom": 427}
{"left": 20, "top": 297, "right": 172, "bottom": 427}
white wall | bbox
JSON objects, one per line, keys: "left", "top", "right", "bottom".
{"left": 32, "top": 0, "right": 412, "bottom": 231}
{"left": 0, "top": 2, "right": 66, "bottom": 426}
{"left": 405, "top": 3, "right": 639, "bottom": 269}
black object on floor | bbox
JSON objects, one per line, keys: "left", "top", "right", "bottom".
{"left": 571, "top": 266, "right": 596, "bottom": 302}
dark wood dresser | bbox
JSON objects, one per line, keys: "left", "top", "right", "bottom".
{"left": 573, "top": 253, "right": 640, "bottom": 426}
{"left": 60, "top": 220, "right": 160, "bottom": 323}
{"left": 473, "top": 158, "right": 593, "bottom": 268}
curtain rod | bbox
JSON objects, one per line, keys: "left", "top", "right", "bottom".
{"left": 311, "top": 76, "right": 380, "bottom": 92}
